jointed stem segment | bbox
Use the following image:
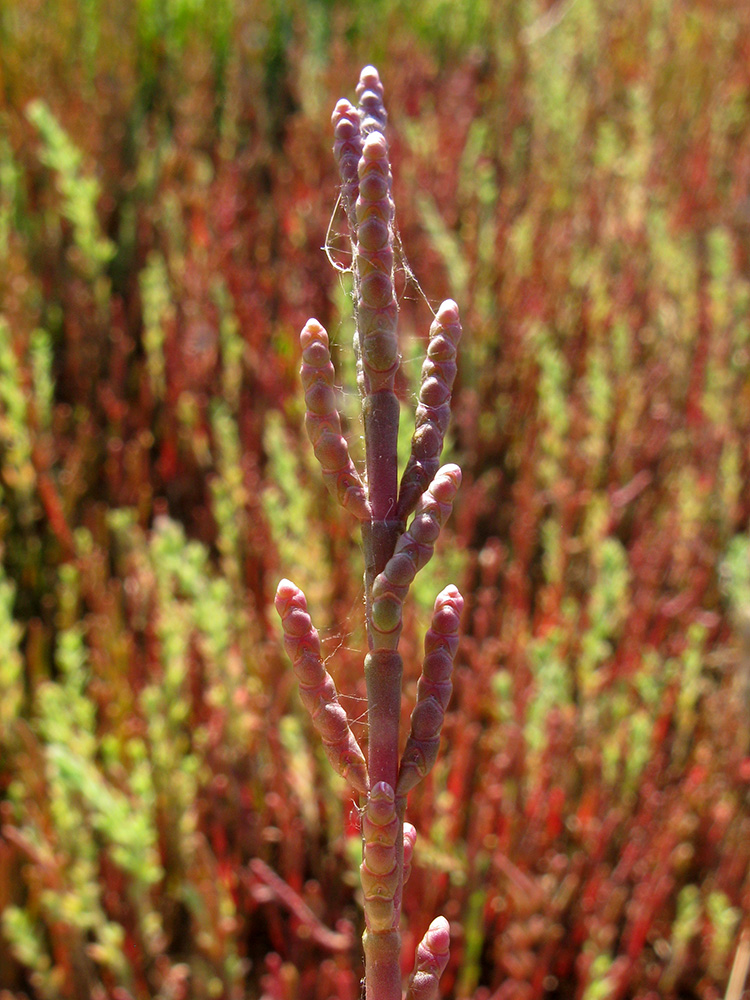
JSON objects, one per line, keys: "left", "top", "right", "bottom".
{"left": 398, "top": 300, "right": 463, "bottom": 520}
{"left": 360, "top": 781, "right": 400, "bottom": 933}
{"left": 275, "top": 65, "right": 463, "bottom": 1000}
{"left": 274, "top": 579, "right": 369, "bottom": 795}
{"left": 406, "top": 917, "right": 452, "bottom": 1000}
{"left": 300, "top": 318, "right": 369, "bottom": 521}
{"left": 332, "top": 99, "right": 362, "bottom": 231}
{"left": 370, "top": 466, "right": 462, "bottom": 651}
{"left": 397, "top": 586, "right": 464, "bottom": 797}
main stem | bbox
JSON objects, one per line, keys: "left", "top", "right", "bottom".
{"left": 362, "top": 388, "right": 404, "bottom": 999}
{"left": 363, "top": 651, "right": 405, "bottom": 1000}
{"left": 362, "top": 390, "right": 400, "bottom": 558}
{"left": 362, "top": 387, "right": 401, "bottom": 796}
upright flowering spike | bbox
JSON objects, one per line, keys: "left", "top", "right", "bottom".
{"left": 405, "top": 917, "right": 451, "bottom": 1000}
{"left": 397, "top": 586, "right": 463, "bottom": 796}
{"left": 332, "top": 98, "right": 362, "bottom": 228}
{"left": 356, "top": 132, "right": 398, "bottom": 393}
{"left": 339, "top": 65, "right": 400, "bottom": 539}
{"left": 332, "top": 97, "right": 366, "bottom": 395}
{"left": 274, "top": 579, "right": 369, "bottom": 794}
{"left": 300, "top": 318, "right": 370, "bottom": 522}
{"left": 398, "top": 300, "right": 463, "bottom": 520}
{"left": 360, "top": 781, "right": 399, "bottom": 933}
{"left": 357, "top": 65, "right": 387, "bottom": 137}
{"left": 355, "top": 68, "right": 398, "bottom": 397}
{"left": 370, "top": 465, "right": 462, "bottom": 650}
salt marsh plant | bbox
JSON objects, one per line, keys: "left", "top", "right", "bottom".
{"left": 275, "top": 67, "right": 463, "bottom": 1000}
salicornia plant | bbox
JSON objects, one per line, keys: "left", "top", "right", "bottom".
{"left": 275, "top": 67, "right": 463, "bottom": 1000}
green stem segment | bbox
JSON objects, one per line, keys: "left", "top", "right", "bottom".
{"left": 363, "top": 929, "right": 403, "bottom": 1000}
{"left": 360, "top": 778, "right": 405, "bottom": 1000}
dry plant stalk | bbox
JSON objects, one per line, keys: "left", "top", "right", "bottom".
{"left": 276, "top": 66, "right": 463, "bottom": 1000}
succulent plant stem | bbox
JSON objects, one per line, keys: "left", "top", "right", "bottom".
{"left": 276, "top": 65, "right": 462, "bottom": 1000}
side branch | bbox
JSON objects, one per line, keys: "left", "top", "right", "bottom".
{"left": 274, "top": 579, "right": 369, "bottom": 794}
{"left": 332, "top": 98, "right": 362, "bottom": 229}
{"left": 357, "top": 65, "right": 388, "bottom": 138}
{"left": 300, "top": 319, "right": 370, "bottom": 522}
{"left": 355, "top": 61, "right": 393, "bottom": 394}
{"left": 397, "top": 585, "right": 463, "bottom": 796}
{"left": 398, "top": 299, "right": 463, "bottom": 520}
{"left": 356, "top": 131, "right": 399, "bottom": 395}
{"left": 370, "top": 465, "right": 462, "bottom": 650}
{"left": 405, "top": 917, "right": 451, "bottom": 1000}
{"left": 360, "top": 781, "right": 399, "bottom": 933}
{"left": 361, "top": 781, "right": 404, "bottom": 1000}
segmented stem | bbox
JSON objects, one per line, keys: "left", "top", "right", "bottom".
{"left": 397, "top": 586, "right": 464, "bottom": 796}
{"left": 274, "top": 579, "right": 369, "bottom": 794}
{"left": 339, "top": 65, "right": 403, "bottom": 651}
{"left": 280, "top": 67, "right": 462, "bottom": 1000}
{"left": 405, "top": 916, "right": 451, "bottom": 1000}
{"left": 352, "top": 66, "right": 400, "bottom": 552}
{"left": 300, "top": 318, "right": 369, "bottom": 521}
{"left": 364, "top": 649, "right": 403, "bottom": 791}
{"left": 332, "top": 97, "right": 362, "bottom": 229}
{"left": 361, "top": 780, "right": 405, "bottom": 1000}
{"left": 370, "top": 465, "right": 462, "bottom": 650}
{"left": 360, "top": 781, "right": 399, "bottom": 933}
{"left": 356, "top": 129, "right": 398, "bottom": 395}
{"left": 357, "top": 65, "right": 388, "bottom": 138}
{"left": 398, "top": 299, "right": 463, "bottom": 520}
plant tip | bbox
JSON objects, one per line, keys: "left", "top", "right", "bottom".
{"left": 436, "top": 299, "right": 460, "bottom": 324}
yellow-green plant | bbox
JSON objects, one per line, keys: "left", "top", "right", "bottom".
{"left": 26, "top": 99, "right": 115, "bottom": 288}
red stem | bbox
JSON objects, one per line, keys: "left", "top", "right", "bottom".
{"left": 364, "top": 651, "right": 402, "bottom": 791}
{"left": 362, "top": 677, "right": 405, "bottom": 999}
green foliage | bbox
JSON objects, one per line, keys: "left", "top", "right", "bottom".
{"left": 2, "top": 905, "right": 63, "bottom": 999}
{"left": 531, "top": 323, "right": 570, "bottom": 491}
{"left": 705, "top": 890, "right": 740, "bottom": 978}
{"left": 582, "top": 339, "right": 613, "bottom": 478}
{"left": 0, "top": 317, "right": 35, "bottom": 505}
{"left": 26, "top": 99, "right": 115, "bottom": 284}
{"left": 29, "top": 328, "right": 54, "bottom": 433}
{"left": 581, "top": 952, "right": 614, "bottom": 1000}
{"left": 5, "top": 571, "right": 163, "bottom": 988}
{"left": 415, "top": 193, "right": 470, "bottom": 308}
{"left": 139, "top": 251, "right": 171, "bottom": 399}
{"left": 0, "top": 134, "right": 21, "bottom": 261}
{"left": 721, "top": 533, "right": 750, "bottom": 617}
{"left": 579, "top": 534, "right": 630, "bottom": 694}
{"left": 209, "top": 400, "right": 248, "bottom": 590}
{"left": 262, "top": 410, "right": 334, "bottom": 619}
{"left": 0, "top": 567, "right": 23, "bottom": 743}
{"left": 524, "top": 0, "right": 598, "bottom": 192}
{"left": 136, "top": 0, "right": 233, "bottom": 52}
{"left": 214, "top": 278, "right": 244, "bottom": 413}
{"left": 525, "top": 628, "right": 572, "bottom": 757}
{"left": 672, "top": 622, "right": 707, "bottom": 747}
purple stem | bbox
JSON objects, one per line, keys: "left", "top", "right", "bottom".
{"left": 362, "top": 390, "right": 401, "bottom": 569}
{"left": 354, "top": 66, "right": 405, "bottom": 1000}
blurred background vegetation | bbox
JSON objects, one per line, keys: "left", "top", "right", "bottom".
{"left": 1, "top": 0, "right": 750, "bottom": 997}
